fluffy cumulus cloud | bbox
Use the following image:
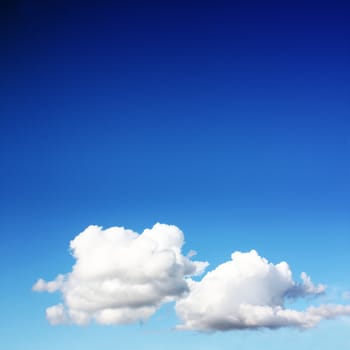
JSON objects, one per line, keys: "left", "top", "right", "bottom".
{"left": 33, "top": 223, "right": 208, "bottom": 325}
{"left": 175, "top": 250, "right": 350, "bottom": 331}
{"left": 34, "top": 223, "right": 350, "bottom": 331}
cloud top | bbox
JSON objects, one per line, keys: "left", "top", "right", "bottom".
{"left": 34, "top": 224, "right": 350, "bottom": 331}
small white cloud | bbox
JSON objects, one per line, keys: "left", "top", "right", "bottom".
{"left": 46, "top": 304, "right": 67, "bottom": 325}
{"left": 175, "top": 250, "right": 350, "bottom": 331}
{"left": 285, "top": 271, "right": 326, "bottom": 298}
{"left": 300, "top": 271, "right": 326, "bottom": 295}
{"left": 32, "top": 274, "right": 64, "bottom": 292}
{"left": 187, "top": 250, "right": 197, "bottom": 258}
{"left": 33, "top": 223, "right": 208, "bottom": 325}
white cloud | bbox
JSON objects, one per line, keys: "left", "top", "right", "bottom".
{"left": 32, "top": 274, "right": 64, "bottom": 293}
{"left": 46, "top": 304, "right": 67, "bottom": 325}
{"left": 33, "top": 224, "right": 350, "bottom": 331}
{"left": 285, "top": 271, "right": 326, "bottom": 298}
{"left": 175, "top": 250, "right": 350, "bottom": 331}
{"left": 33, "top": 223, "right": 208, "bottom": 325}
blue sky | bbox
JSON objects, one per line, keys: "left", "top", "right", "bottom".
{"left": 1, "top": 0, "right": 350, "bottom": 349}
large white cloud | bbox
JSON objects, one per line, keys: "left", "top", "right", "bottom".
{"left": 175, "top": 250, "right": 350, "bottom": 331}
{"left": 33, "top": 223, "right": 208, "bottom": 325}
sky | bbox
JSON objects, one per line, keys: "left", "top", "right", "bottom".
{"left": 1, "top": 0, "right": 350, "bottom": 349}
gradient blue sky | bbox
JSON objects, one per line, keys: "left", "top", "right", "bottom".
{"left": 1, "top": 0, "right": 350, "bottom": 349}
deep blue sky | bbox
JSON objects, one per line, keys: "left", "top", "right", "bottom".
{"left": 1, "top": 1, "right": 350, "bottom": 349}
